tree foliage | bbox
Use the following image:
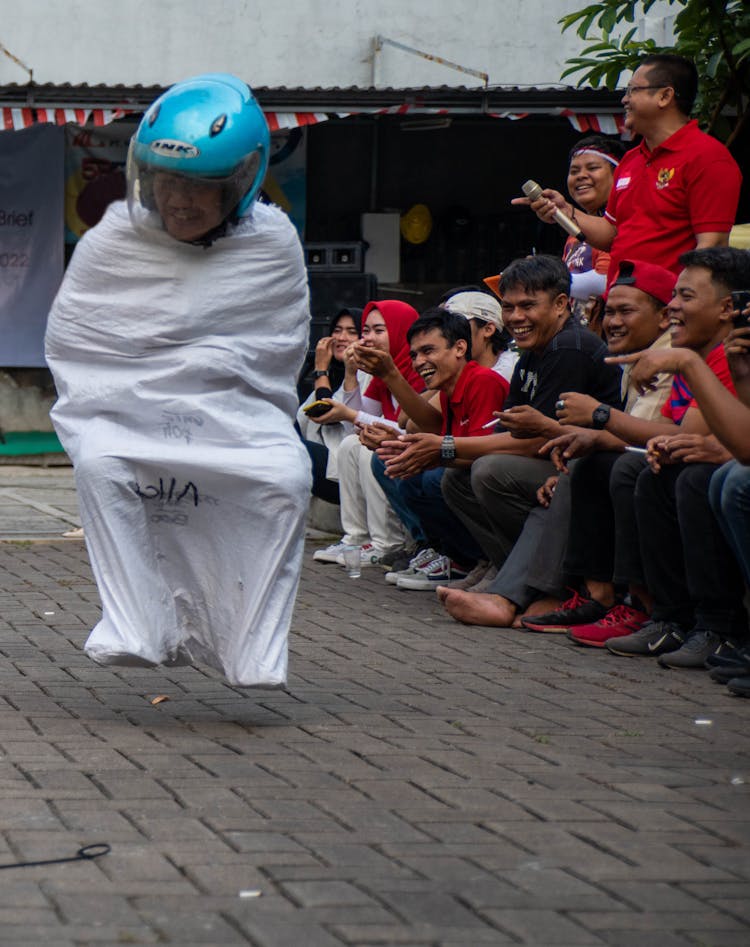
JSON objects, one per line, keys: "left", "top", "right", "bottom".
{"left": 559, "top": 0, "right": 750, "bottom": 145}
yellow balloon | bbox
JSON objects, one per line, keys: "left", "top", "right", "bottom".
{"left": 400, "top": 203, "right": 432, "bottom": 245}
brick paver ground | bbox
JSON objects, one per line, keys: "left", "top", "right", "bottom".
{"left": 0, "top": 467, "right": 748, "bottom": 946}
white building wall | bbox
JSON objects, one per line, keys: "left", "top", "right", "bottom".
{"left": 0, "top": 0, "right": 672, "bottom": 89}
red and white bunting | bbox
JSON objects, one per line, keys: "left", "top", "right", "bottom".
{"left": 264, "top": 111, "right": 339, "bottom": 131}
{"left": 488, "top": 111, "right": 529, "bottom": 121}
{"left": 558, "top": 108, "right": 629, "bottom": 138}
{"left": 1, "top": 105, "right": 628, "bottom": 136}
{"left": 1, "top": 107, "right": 133, "bottom": 130}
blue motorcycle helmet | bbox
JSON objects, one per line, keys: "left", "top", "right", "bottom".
{"left": 127, "top": 73, "right": 270, "bottom": 242}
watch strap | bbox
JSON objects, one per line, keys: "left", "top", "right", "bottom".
{"left": 440, "top": 434, "right": 456, "bottom": 464}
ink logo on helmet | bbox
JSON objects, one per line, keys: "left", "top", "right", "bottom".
{"left": 149, "top": 139, "right": 201, "bottom": 158}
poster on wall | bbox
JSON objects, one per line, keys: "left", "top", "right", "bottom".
{"left": 65, "top": 123, "right": 136, "bottom": 244}
{"left": 0, "top": 123, "right": 64, "bottom": 366}
{"left": 261, "top": 127, "right": 307, "bottom": 238}
{"left": 64, "top": 121, "right": 307, "bottom": 244}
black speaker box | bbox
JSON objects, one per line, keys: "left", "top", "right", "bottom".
{"left": 298, "top": 272, "right": 378, "bottom": 399}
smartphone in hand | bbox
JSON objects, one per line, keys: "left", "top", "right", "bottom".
{"left": 302, "top": 400, "right": 332, "bottom": 419}
{"left": 731, "top": 290, "right": 750, "bottom": 328}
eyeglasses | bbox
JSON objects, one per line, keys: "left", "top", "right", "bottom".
{"left": 623, "top": 84, "right": 667, "bottom": 96}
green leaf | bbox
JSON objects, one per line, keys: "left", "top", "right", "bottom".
{"left": 705, "top": 50, "right": 724, "bottom": 79}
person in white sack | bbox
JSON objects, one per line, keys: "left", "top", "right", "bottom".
{"left": 45, "top": 74, "right": 311, "bottom": 686}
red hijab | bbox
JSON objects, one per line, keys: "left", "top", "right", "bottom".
{"left": 362, "top": 300, "right": 423, "bottom": 421}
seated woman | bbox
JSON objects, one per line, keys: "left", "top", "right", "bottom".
{"left": 563, "top": 135, "right": 627, "bottom": 328}
{"left": 513, "top": 133, "right": 626, "bottom": 332}
{"left": 297, "top": 307, "right": 367, "bottom": 505}
{"left": 311, "top": 299, "right": 422, "bottom": 566}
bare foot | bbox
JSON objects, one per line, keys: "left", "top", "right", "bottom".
{"left": 435, "top": 584, "right": 451, "bottom": 603}
{"left": 442, "top": 589, "right": 517, "bottom": 627}
{"left": 514, "top": 596, "right": 564, "bottom": 629}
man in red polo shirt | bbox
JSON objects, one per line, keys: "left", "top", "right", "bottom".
{"left": 517, "top": 53, "right": 741, "bottom": 284}
{"left": 376, "top": 307, "right": 509, "bottom": 589}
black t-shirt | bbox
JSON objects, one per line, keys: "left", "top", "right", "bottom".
{"left": 504, "top": 318, "right": 623, "bottom": 418}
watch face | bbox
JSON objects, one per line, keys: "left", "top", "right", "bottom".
{"left": 592, "top": 405, "right": 610, "bottom": 428}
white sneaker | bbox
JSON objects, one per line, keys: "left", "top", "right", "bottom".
{"left": 397, "top": 555, "right": 469, "bottom": 590}
{"left": 384, "top": 547, "right": 439, "bottom": 585}
{"left": 335, "top": 542, "right": 384, "bottom": 567}
{"left": 313, "top": 540, "right": 349, "bottom": 563}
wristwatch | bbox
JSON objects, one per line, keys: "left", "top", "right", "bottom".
{"left": 591, "top": 404, "right": 611, "bottom": 429}
{"left": 440, "top": 435, "right": 456, "bottom": 464}
{"left": 312, "top": 369, "right": 329, "bottom": 379}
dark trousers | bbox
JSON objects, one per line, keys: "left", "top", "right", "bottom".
{"left": 635, "top": 461, "right": 747, "bottom": 641}
{"left": 488, "top": 469, "right": 571, "bottom": 609}
{"left": 370, "top": 453, "right": 426, "bottom": 544}
{"left": 565, "top": 451, "right": 646, "bottom": 587}
{"left": 302, "top": 438, "right": 339, "bottom": 505}
{"left": 710, "top": 461, "right": 750, "bottom": 588}
{"left": 442, "top": 454, "right": 556, "bottom": 567}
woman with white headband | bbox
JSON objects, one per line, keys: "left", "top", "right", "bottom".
{"left": 562, "top": 134, "right": 627, "bottom": 326}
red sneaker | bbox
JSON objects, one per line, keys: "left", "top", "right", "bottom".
{"left": 567, "top": 604, "right": 650, "bottom": 648}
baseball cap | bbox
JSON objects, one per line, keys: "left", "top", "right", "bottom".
{"left": 482, "top": 275, "right": 501, "bottom": 299}
{"left": 440, "top": 290, "right": 504, "bottom": 330}
{"left": 611, "top": 259, "right": 677, "bottom": 306}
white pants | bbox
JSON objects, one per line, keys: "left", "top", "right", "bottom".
{"left": 337, "top": 434, "right": 408, "bottom": 552}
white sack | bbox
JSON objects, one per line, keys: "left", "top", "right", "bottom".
{"left": 46, "top": 200, "right": 311, "bottom": 687}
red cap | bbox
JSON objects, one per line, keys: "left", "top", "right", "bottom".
{"left": 611, "top": 259, "right": 676, "bottom": 306}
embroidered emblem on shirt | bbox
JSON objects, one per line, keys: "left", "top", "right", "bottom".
{"left": 615, "top": 176, "right": 631, "bottom": 190}
{"left": 656, "top": 167, "right": 675, "bottom": 190}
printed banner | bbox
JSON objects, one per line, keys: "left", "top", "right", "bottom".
{"left": 263, "top": 127, "right": 307, "bottom": 237}
{"left": 0, "top": 124, "right": 64, "bottom": 366}
{"left": 65, "top": 123, "right": 136, "bottom": 244}
{"left": 65, "top": 123, "right": 307, "bottom": 239}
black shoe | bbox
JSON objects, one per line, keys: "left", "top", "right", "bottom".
{"left": 705, "top": 641, "right": 750, "bottom": 670}
{"left": 658, "top": 628, "right": 722, "bottom": 669}
{"left": 605, "top": 620, "right": 685, "bottom": 657}
{"left": 727, "top": 676, "right": 750, "bottom": 697}
{"left": 710, "top": 662, "right": 750, "bottom": 684}
{"left": 520, "top": 590, "right": 608, "bottom": 633}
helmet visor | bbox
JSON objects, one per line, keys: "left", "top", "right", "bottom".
{"left": 127, "top": 142, "right": 262, "bottom": 242}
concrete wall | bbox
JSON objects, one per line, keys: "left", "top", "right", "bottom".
{"left": 0, "top": 0, "right": 671, "bottom": 90}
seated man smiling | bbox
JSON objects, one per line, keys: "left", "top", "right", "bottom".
{"left": 377, "top": 307, "right": 509, "bottom": 589}
{"left": 442, "top": 258, "right": 675, "bottom": 628}
{"left": 380, "top": 255, "right": 623, "bottom": 596}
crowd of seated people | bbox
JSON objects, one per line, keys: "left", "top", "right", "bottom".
{"left": 302, "top": 52, "right": 748, "bottom": 695}
{"left": 305, "top": 248, "right": 750, "bottom": 698}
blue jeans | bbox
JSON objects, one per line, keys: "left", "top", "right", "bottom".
{"left": 397, "top": 466, "right": 485, "bottom": 566}
{"left": 370, "top": 452, "right": 425, "bottom": 544}
{"left": 710, "top": 461, "right": 750, "bottom": 588}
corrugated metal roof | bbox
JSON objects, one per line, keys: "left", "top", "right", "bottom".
{"left": 0, "top": 81, "right": 625, "bottom": 114}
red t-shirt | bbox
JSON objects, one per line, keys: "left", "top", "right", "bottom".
{"left": 439, "top": 360, "right": 509, "bottom": 437}
{"left": 661, "top": 343, "right": 737, "bottom": 425}
{"left": 605, "top": 121, "right": 742, "bottom": 284}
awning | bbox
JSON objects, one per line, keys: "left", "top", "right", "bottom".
{"left": 2, "top": 104, "right": 628, "bottom": 136}
{"left": 2, "top": 107, "right": 131, "bottom": 129}
{"left": 0, "top": 83, "right": 628, "bottom": 135}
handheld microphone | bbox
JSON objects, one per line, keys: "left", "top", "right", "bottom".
{"left": 522, "top": 179, "right": 585, "bottom": 242}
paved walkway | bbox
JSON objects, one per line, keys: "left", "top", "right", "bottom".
{"left": 0, "top": 466, "right": 748, "bottom": 946}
